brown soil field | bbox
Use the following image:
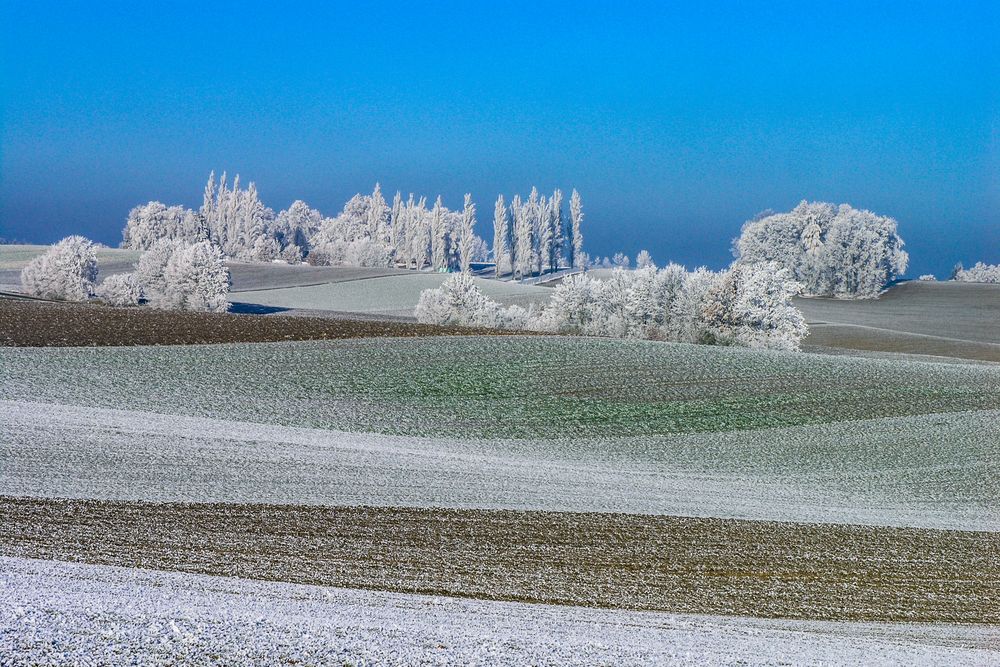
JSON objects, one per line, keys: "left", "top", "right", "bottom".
{"left": 2, "top": 496, "right": 996, "bottom": 624}
{"left": 0, "top": 298, "right": 505, "bottom": 346}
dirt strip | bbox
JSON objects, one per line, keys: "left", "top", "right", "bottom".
{"left": 1, "top": 496, "right": 996, "bottom": 623}
{"left": 0, "top": 299, "right": 506, "bottom": 346}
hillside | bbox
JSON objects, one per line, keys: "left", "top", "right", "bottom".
{"left": 2, "top": 303, "right": 998, "bottom": 661}
{"left": 797, "top": 281, "right": 1000, "bottom": 362}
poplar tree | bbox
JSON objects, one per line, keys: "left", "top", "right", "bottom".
{"left": 539, "top": 195, "right": 553, "bottom": 275}
{"left": 550, "top": 189, "right": 564, "bottom": 272}
{"left": 570, "top": 189, "right": 585, "bottom": 269}
{"left": 459, "top": 193, "right": 476, "bottom": 273}
{"left": 431, "top": 195, "right": 447, "bottom": 270}
{"left": 492, "top": 194, "right": 509, "bottom": 278}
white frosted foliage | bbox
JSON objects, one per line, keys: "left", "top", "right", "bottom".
{"left": 735, "top": 201, "right": 909, "bottom": 298}
{"left": 20, "top": 235, "right": 98, "bottom": 301}
{"left": 96, "top": 273, "right": 141, "bottom": 307}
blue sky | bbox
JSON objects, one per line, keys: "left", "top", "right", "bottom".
{"left": 1, "top": 0, "right": 997, "bottom": 276}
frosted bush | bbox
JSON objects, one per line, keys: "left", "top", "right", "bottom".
{"left": 953, "top": 262, "right": 1000, "bottom": 284}
{"left": 96, "top": 273, "right": 141, "bottom": 307}
{"left": 418, "top": 263, "right": 808, "bottom": 349}
{"left": 701, "top": 263, "right": 807, "bottom": 351}
{"left": 918, "top": 274, "right": 937, "bottom": 281}
{"left": 415, "top": 274, "right": 506, "bottom": 328}
{"left": 20, "top": 235, "right": 98, "bottom": 301}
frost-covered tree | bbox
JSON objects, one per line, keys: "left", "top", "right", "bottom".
{"left": 162, "top": 241, "right": 231, "bottom": 312}
{"left": 493, "top": 194, "right": 510, "bottom": 278}
{"left": 918, "top": 274, "right": 937, "bottom": 281}
{"left": 415, "top": 273, "right": 498, "bottom": 327}
{"left": 459, "top": 193, "right": 476, "bottom": 274}
{"left": 636, "top": 250, "right": 655, "bottom": 269}
{"left": 274, "top": 200, "right": 323, "bottom": 260}
{"left": 513, "top": 195, "right": 534, "bottom": 280}
{"left": 134, "top": 238, "right": 185, "bottom": 308}
{"left": 20, "top": 235, "right": 98, "bottom": 301}
{"left": 389, "top": 190, "right": 404, "bottom": 253}
{"left": 96, "top": 273, "right": 141, "bottom": 307}
{"left": 346, "top": 239, "right": 394, "bottom": 268}
{"left": 612, "top": 252, "right": 631, "bottom": 268}
{"left": 569, "top": 189, "right": 584, "bottom": 269}
{"left": 410, "top": 197, "right": 431, "bottom": 270}
{"left": 122, "top": 202, "right": 204, "bottom": 250}
{"left": 431, "top": 196, "right": 448, "bottom": 271}
{"left": 548, "top": 189, "right": 564, "bottom": 273}
{"left": 368, "top": 183, "right": 390, "bottom": 246}
{"left": 953, "top": 262, "right": 1000, "bottom": 283}
{"left": 734, "top": 201, "right": 908, "bottom": 298}
{"left": 539, "top": 196, "right": 554, "bottom": 275}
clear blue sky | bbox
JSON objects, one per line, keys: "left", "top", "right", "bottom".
{"left": 2, "top": 0, "right": 997, "bottom": 276}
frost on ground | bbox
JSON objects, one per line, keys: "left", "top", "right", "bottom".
{"left": 2, "top": 557, "right": 997, "bottom": 667}
{"left": 5, "top": 337, "right": 1000, "bottom": 440}
{"left": 2, "top": 400, "right": 996, "bottom": 531}
{"left": 232, "top": 272, "right": 553, "bottom": 316}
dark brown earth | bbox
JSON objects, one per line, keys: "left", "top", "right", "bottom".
{"left": 0, "top": 298, "right": 506, "bottom": 346}
{"left": 2, "top": 496, "right": 996, "bottom": 624}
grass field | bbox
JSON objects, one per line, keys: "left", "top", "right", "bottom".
{"left": 6, "top": 336, "right": 999, "bottom": 438}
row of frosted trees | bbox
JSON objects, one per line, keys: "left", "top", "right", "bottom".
{"left": 491, "top": 187, "right": 585, "bottom": 279}
{"left": 122, "top": 173, "right": 586, "bottom": 279}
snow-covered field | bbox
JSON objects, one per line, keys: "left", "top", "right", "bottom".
{"left": 2, "top": 556, "right": 996, "bottom": 667}
{"left": 0, "top": 244, "right": 140, "bottom": 290}
{"left": 796, "top": 281, "right": 1000, "bottom": 362}
{"left": 2, "top": 400, "right": 995, "bottom": 530}
{"left": 232, "top": 272, "right": 553, "bottom": 316}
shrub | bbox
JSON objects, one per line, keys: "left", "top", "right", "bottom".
{"left": 20, "top": 236, "right": 98, "bottom": 301}
{"left": 96, "top": 273, "right": 141, "bottom": 306}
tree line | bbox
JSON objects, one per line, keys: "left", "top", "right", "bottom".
{"left": 122, "top": 172, "right": 586, "bottom": 278}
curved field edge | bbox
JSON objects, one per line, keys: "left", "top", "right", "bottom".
{"left": 3, "top": 557, "right": 996, "bottom": 667}
{"left": 5, "top": 336, "right": 1000, "bottom": 439}
{"left": 230, "top": 272, "right": 554, "bottom": 316}
{"left": 796, "top": 282, "right": 1000, "bottom": 345}
{"left": 3, "top": 400, "right": 995, "bottom": 531}
{"left": 0, "top": 298, "right": 516, "bottom": 346}
{"left": 804, "top": 322, "right": 1000, "bottom": 363}
{"left": 2, "top": 497, "right": 998, "bottom": 624}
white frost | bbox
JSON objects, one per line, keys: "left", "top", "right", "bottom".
{"left": 1, "top": 556, "right": 996, "bottom": 666}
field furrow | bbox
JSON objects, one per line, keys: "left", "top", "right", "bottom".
{"left": 2, "top": 497, "right": 997, "bottom": 624}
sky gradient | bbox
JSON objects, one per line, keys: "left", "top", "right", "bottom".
{"left": 2, "top": 0, "right": 997, "bottom": 276}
